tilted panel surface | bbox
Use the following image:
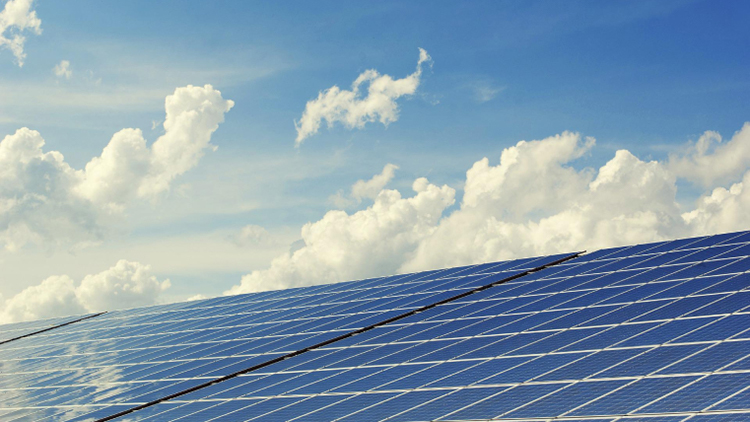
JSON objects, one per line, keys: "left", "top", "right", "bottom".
{"left": 0, "top": 253, "right": 572, "bottom": 421}
{"left": 111, "top": 231, "right": 750, "bottom": 421}
{"left": 0, "top": 314, "right": 96, "bottom": 344}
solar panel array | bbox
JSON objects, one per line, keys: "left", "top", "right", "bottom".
{"left": 1, "top": 231, "right": 749, "bottom": 421}
{"left": 0, "top": 253, "right": 572, "bottom": 422}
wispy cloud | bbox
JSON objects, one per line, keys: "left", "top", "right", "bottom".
{"left": 0, "top": 83, "right": 171, "bottom": 116}
{"left": 53, "top": 60, "right": 72, "bottom": 79}
{"left": 469, "top": 78, "right": 505, "bottom": 103}
{"left": 0, "top": 41, "right": 289, "bottom": 125}
{"left": 0, "top": 0, "right": 41, "bottom": 67}
{"left": 295, "top": 48, "right": 432, "bottom": 146}
{"left": 329, "top": 163, "right": 399, "bottom": 208}
{"left": 229, "top": 224, "right": 271, "bottom": 247}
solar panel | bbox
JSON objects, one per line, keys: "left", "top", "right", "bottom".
{"left": 0, "top": 253, "right": 573, "bottom": 421}
{"left": 91, "top": 231, "right": 750, "bottom": 422}
{"left": 1, "top": 230, "right": 749, "bottom": 421}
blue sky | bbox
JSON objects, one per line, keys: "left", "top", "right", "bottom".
{"left": 1, "top": 0, "right": 749, "bottom": 320}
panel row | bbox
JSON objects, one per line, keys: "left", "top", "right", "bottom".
{"left": 0, "top": 254, "right": 573, "bottom": 421}
{"left": 102, "top": 232, "right": 750, "bottom": 421}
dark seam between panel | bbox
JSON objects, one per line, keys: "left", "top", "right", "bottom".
{"left": 0, "top": 312, "right": 107, "bottom": 347}
{"left": 96, "top": 252, "right": 583, "bottom": 422}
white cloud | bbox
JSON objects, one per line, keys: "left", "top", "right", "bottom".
{"left": 78, "top": 84, "right": 234, "bottom": 205}
{"left": 669, "top": 123, "right": 750, "bottom": 188}
{"left": 0, "top": 228, "right": 296, "bottom": 302}
{"left": 226, "top": 177, "right": 455, "bottom": 294}
{"left": 230, "top": 122, "right": 750, "bottom": 294}
{"left": 0, "top": 0, "right": 41, "bottom": 67}
{"left": 470, "top": 79, "right": 504, "bottom": 103}
{"left": 461, "top": 132, "right": 595, "bottom": 220}
{"left": 0, "top": 127, "right": 103, "bottom": 251}
{"left": 53, "top": 59, "right": 72, "bottom": 79}
{"left": 352, "top": 163, "right": 399, "bottom": 201}
{"left": 0, "top": 275, "right": 84, "bottom": 323}
{"left": 294, "top": 48, "right": 432, "bottom": 146}
{"left": 405, "top": 145, "right": 685, "bottom": 271}
{"left": 682, "top": 171, "right": 750, "bottom": 235}
{"left": 76, "top": 260, "right": 171, "bottom": 312}
{"left": 329, "top": 163, "right": 399, "bottom": 208}
{"left": 0, "top": 260, "right": 170, "bottom": 323}
{"left": 230, "top": 224, "right": 270, "bottom": 247}
{"left": 0, "top": 84, "right": 233, "bottom": 250}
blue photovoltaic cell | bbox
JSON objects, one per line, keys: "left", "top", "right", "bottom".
{"left": 688, "top": 415, "right": 750, "bottom": 422}
{"left": 569, "top": 376, "right": 700, "bottom": 416}
{"left": 2, "top": 231, "right": 750, "bottom": 421}
{"left": 504, "top": 379, "right": 629, "bottom": 418}
{"left": 479, "top": 352, "right": 587, "bottom": 384}
{"left": 640, "top": 373, "right": 750, "bottom": 413}
{"left": 387, "top": 387, "right": 507, "bottom": 421}
{"left": 596, "top": 344, "right": 705, "bottom": 378}
{"left": 678, "top": 314, "right": 750, "bottom": 342}
{"left": 710, "top": 385, "right": 750, "bottom": 411}
{"left": 658, "top": 341, "right": 750, "bottom": 374}
{"left": 617, "top": 317, "right": 719, "bottom": 346}
{"left": 336, "top": 390, "right": 448, "bottom": 421}
{"left": 444, "top": 383, "right": 565, "bottom": 419}
{"left": 538, "top": 348, "right": 645, "bottom": 381}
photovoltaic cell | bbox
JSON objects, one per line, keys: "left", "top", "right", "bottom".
{"left": 2, "top": 231, "right": 750, "bottom": 421}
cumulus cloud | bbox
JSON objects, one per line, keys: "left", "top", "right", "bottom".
{"left": 462, "top": 132, "right": 595, "bottom": 220}
{"left": 0, "top": 128, "right": 102, "bottom": 251}
{"left": 405, "top": 145, "right": 684, "bottom": 271}
{"left": 230, "top": 122, "right": 750, "bottom": 294}
{"left": 669, "top": 123, "right": 750, "bottom": 187}
{"left": 53, "top": 59, "right": 72, "bottom": 79}
{"left": 0, "top": 0, "right": 41, "bottom": 67}
{"left": 0, "top": 260, "right": 170, "bottom": 324}
{"left": 294, "top": 48, "right": 431, "bottom": 146}
{"left": 77, "top": 84, "right": 234, "bottom": 205}
{"left": 329, "top": 163, "right": 399, "bottom": 208}
{"left": 0, "top": 84, "right": 233, "bottom": 251}
{"left": 682, "top": 172, "right": 750, "bottom": 235}
{"left": 226, "top": 177, "right": 455, "bottom": 294}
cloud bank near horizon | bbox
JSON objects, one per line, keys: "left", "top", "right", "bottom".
{"left": 229, "top": 122, "right": 750, "bottom": 294}
{"left": 5, "top": 123, "right": 750, "bottom": 323}
{"left": 0, "top": 260, "right": 170, "bottom": 324}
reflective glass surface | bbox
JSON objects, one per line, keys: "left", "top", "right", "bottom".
{"left": 107, "top": 231, "right": 750, "bottom": 422}
{"left": 2, "top": 231, "right": 750, "bottom": 421}
{"left": 0, "top": 254, "right": 569, "bottom": 421}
